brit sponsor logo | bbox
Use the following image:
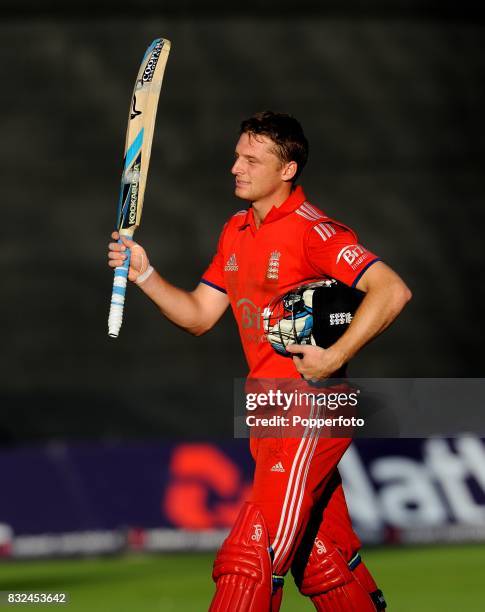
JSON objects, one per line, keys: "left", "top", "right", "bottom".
{"left": 336, "top": 244, "right": 368, "bottom": 271}
{"left": 236, "top": 298, "right": 267, "bottom": 344}
{"left": 224, "top": 254, "right": 238, "bottom": 272}
{"left": 266, "top": 251, "right": 281, "bottom": 280}
{"left": 251, "top": 524, "right": 263, "bottom": 542}
{"left": 236, "top": 298, "right": 261, "bottom": 329}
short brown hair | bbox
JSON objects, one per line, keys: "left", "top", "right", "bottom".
{"left": 240, "top": 111, "right": 309, "bottom": 182}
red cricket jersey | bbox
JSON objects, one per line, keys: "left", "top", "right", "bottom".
{"left": 201, "top": 186, "right": 380, "bottom": 378}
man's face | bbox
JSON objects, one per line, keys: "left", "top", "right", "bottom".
{"left": 231, "top": 132, "right": 290, "bottom": 202}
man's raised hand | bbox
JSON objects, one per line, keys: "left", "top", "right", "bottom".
{"left": 108, "top": 231, "right": 152, "bottom": 284}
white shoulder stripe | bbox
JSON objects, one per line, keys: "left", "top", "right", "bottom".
{"left": 300, "top": 202, "right": 323, "bottom": 219}
{"left": 318, "top": 223, "right": 331, "bottom": 238}
{"left": 321, "top": 223, "right": 333, "bottom": 238}
{"left": 313, "top": 224, "right": 328, "bottom": 241}
{"left": 295, "top": 204, "right": 333, "bottom": 231}
{"left": 313, "top": 222, "right": 338, "bottom": 242}
{"left": 296, "top": 209, "right": 317, "bottom": 221}
{"left": 295, "top": 203, "right": 323, "bottom": 222}
{"left": 302, "top": 202, "right": 324, "bottom": 218}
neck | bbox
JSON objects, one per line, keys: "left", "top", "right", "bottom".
{"left": 252, "top": 183, "right": 293, "bottom": 228}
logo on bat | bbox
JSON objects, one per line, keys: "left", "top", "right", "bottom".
{"left": 128, "top": 163, "right": 141, "bottom": 224}
{"left": 130, "top": 93, "right": 142, "bottom": 120}
{"left": 142, "top": 40, "right": 163, "bottom": 83}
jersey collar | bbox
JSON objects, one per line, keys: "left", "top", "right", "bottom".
{"left": 239, "top": 185, "right": 307, "bottom": 230}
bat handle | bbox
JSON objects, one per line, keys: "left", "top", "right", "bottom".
{"left": 107, "top": 239, "right": 132, "bottom": 338}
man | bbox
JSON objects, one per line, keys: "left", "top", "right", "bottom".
{"left": 108, "top": 111, "right": 411, "bottom": 610}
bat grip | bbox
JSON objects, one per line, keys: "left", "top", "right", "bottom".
{"left": 107, "top": 239, "right": 132, "bottom": 338}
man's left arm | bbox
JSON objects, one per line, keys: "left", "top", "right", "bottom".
{"left": 287, "top": 261, "right": 412, "bottom": 380}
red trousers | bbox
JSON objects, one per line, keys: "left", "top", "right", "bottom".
{"left": 250, "top": 435, "right": 360, "bottom": 577}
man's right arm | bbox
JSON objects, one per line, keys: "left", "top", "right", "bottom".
{"left": 108, "top": 232, "right": 229, "bottom": 336}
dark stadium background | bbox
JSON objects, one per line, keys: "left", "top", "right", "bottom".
{"left": 1, "top": 0, "right": 484, "bottom": 441}
{"left": 0, "top": 2, "right": 484, "bottom": 610}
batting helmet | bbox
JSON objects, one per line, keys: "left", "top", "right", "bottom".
{"left": 263, "top": 279, "right": 364, "bottom": 356}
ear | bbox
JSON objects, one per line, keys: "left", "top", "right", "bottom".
{"left": 281, "top": 160, "right": 298, "bottom": 182}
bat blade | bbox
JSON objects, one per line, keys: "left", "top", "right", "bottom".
{"left": 108, "top": 38, "right": 171, "bottom": 338}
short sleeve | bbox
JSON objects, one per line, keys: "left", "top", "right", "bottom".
{"left": 200, "top": 223, "right": 228, "bottom": 294}
{"left": 305, "top": 222, "right": 380, "bottom": 287}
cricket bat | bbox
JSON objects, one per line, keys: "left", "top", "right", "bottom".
{"left": 108, "top": 38, "right": 171, "bottom": 338}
